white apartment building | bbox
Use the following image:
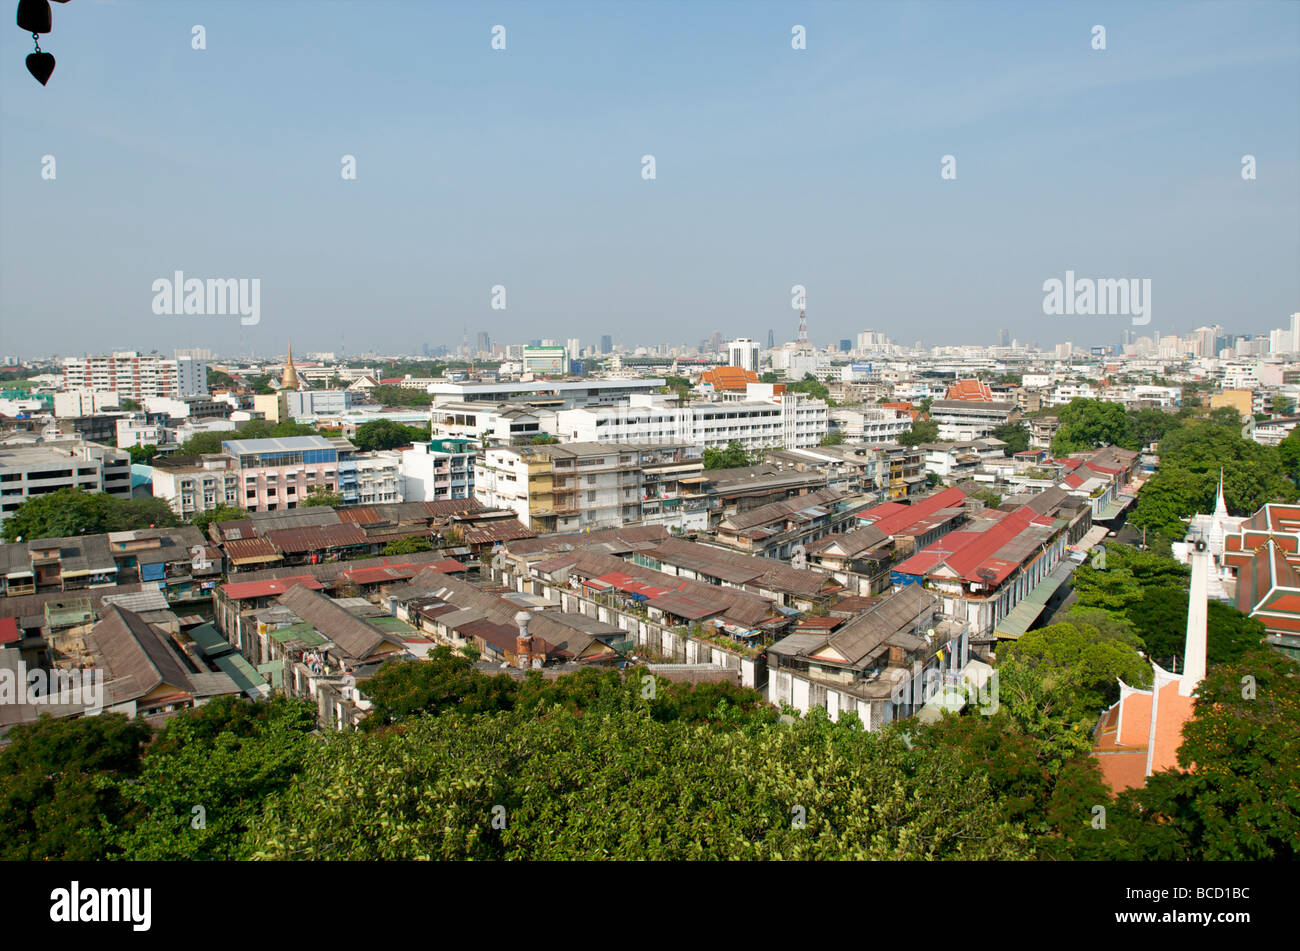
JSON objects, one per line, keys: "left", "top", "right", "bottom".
{"left": 173, "top": 418, "right": 237, "bottom": 445}
{"left": 116, "top": 417, "right": 168, "bottom": 449}
{"left": 151, "top": 455, "right": 240, "bottom": 519}
{"left": 399, "top": 438, "right": 476, "bottom": 501}
{"left": 61, "top": 352, "right": 183, "bottom": 401}
{"left": 1045, "top": 382, "right": 1097, "bottom": 406}
{"left": 1100, "top": 384, "right": 1182, "bottom": 409}
{"left": 53, "top": 389, "right": 122, "bottom": 417}
{"left": 929, "top": 400, "right": 1018, "bottom": 441}
{"left": 475, "top": 441, "right": 705, "bottom": 534}
{"left": 829, "top": 406, "right": 912, "bottom": 444}
{"left": 353, "top": 452, "right": 403, "bottom": 505}
{"left": 428, "top": 379, "right": 664, "bottom": 408}
{"left": 431, "top": 402, "right": 557, "bottom": 443}
{"left": 555, "top": 387, "right": 828, "bottom": 450}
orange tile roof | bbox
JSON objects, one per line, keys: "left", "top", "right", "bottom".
{"left": 700, "top": 367, "right": 759, "bottom": 391}
{"left": 944, "top": 379, "right": 995, "bottom": 402}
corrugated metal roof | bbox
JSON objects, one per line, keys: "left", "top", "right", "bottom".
{"left": 265, "top": 524, "right": 368, "bottom": 554}
{"left": 222, "top": 574, "right": 324, "bottom": 600}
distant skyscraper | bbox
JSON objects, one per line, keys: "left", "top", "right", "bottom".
{"left": 727, "top": 338, "right": 760, "bottom": 372}
{"left": 839, "top": 339, "right": 852, "bottom": 352}
{"left": 476, "top": 331, "right": 491, "bottom": 354}
{"left": 767, "top": 329, "right": 775, "bottom": 349}
{"left": 998, "top": 328, "right": 1010, "bottom": 348}
{"left": 600, "top": 334, "right": 613, "bottom": 354}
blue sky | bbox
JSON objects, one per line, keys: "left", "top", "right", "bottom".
{"left": 1, "top": 0, "right": 1297, "bottom": 359}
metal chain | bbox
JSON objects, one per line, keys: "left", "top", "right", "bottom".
{"left": 32, "top": 33, "right": 41, "bottom": 53}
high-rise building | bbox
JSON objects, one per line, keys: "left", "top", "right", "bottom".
{"left": 998, "top": 328, "right": 1011, "bottom": 348}
{"left": 839, "top": 339, "right": 852, "bottom": 352}
{"left": 566, "top": 337, "right": 581, "bottom": 361}
{"left": 176, "top": 356, "right": 209, "bottom": 396}
{"left": 726, "top": 338, "right": 760, "bottom": 372}
{"left": 600, "top": 334, "right": 613, "bottom": 354}
{"left": 62, "top": 352, "right": 182, "bottom": 401}
{"left": 476, "top": 331, "right": 491, "bottom": 354}
{"left": 767, "top": 329, "right": 775, "bottom": 349}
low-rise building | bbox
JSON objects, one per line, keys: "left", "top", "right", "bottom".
{"left": 0, "top": 442, "right": 131, "bottom": 523}
{"left": 353, "top": 452, "right": 402, "bottom": 505}
{"left": 712, "top": 487, "right": 874, "bottom": 560}
{"left": 766, "top": 584, "right": 971, "bottom": 729}
{"left": 223, "top": 435, "right": 340, "bottom": 512}
{"left": 476, "top": 441, "right": 706, "bottom": 534}
{"left": 151, "top": 454, "right": 240, "bottom": 518}
{"left": 929, "top": 399, "right": 1019, "bottom": 441}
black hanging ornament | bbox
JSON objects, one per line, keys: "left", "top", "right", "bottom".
{"left": 15, "top": 0, "right": 51, "bottom": 34}
{"left": 26, "top": 42, "right": 54, "bottom": 85}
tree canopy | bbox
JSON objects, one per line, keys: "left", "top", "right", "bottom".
{"left": 896, "top": 418, "right": 939, "bottom": 447}
{"left": 1, "top": 488, "right": 179, "bottom": 542}
{"left": 380, "top": 536, "right": 433, "bottom": 556}
{"left": 353, "top": 419, "right": 430, "bottom": 451}
{"left": 703, "top": 440, "right": 758, "bottom": 470}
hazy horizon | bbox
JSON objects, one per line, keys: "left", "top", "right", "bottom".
{"left": 2, "top": 0, "right": 1297, "bottom": 359}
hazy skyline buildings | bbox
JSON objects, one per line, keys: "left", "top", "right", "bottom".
{"left": 1, "top": 3, "right": 1296, "bottom": 359}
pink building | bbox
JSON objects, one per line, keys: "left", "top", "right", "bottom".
{"left": 222, "top": 436, "right": 341, "bottom": 512}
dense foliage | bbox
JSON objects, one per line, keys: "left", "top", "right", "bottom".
{"left": 991, "top": 421, "right": 1029, "bottom": 455}
{"left": 1130, "top": 419, "right": 1298, "bottom": 537}
{"left": 1, "top": 636, "right": 1294, "bottom": 860}
{"left": 368, "top": 385, "right": 434, "bottom": 407}
{"left": 1, "top": 488, "right": 180, "bottom": 542}
{"left": 381, "top": 536, "right": 433, "bottom": 555}
{"left": 353, "top": 419, "right": 430, "bottom": 451}
{"left": 1070, "top": 544, "right": 1265, "bottom": 669}
{"left": 300, "top": 485, "right": 344, "bottom": 508}
{"left": 703, "top": 440, "right": 759, "bottom": 469}
{"left": 896, "top": 418, "right": 939, "bottom": 447}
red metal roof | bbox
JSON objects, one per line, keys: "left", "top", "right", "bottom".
{"left": 860, "top": 488, "right": 968, "bottom": 537}
{"left": 894, "top": 506, "right": 1048, "bottom": 586}
{"left": 592, "top": 571, "right": 674, "bottom": 599}
{"left": 0, "top": 616, "right": 20, "bottom": 645}
{"left": 221, "top": 575, "right": 323, "bottom": 600}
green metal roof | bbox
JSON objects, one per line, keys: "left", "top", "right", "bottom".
{"left": 257, "top": 661, "right": 285, "bottom": 688}
{"left": 368, "top": 616, "right": 419, "bottom": 638}
{"left": 1095, "top": 496, "right": 1134, "bottom": 521}
{"left": 994, "top": 561, "right": 1076, "bottom": 640}
{"left": 269, "top": 621, "right": 327, "bottom": 647}
{"left": 214, "top": 653, "right": 267, "bottom": 694}
{"left": 187, "top": 622, "right": 235, "bottom": 658}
